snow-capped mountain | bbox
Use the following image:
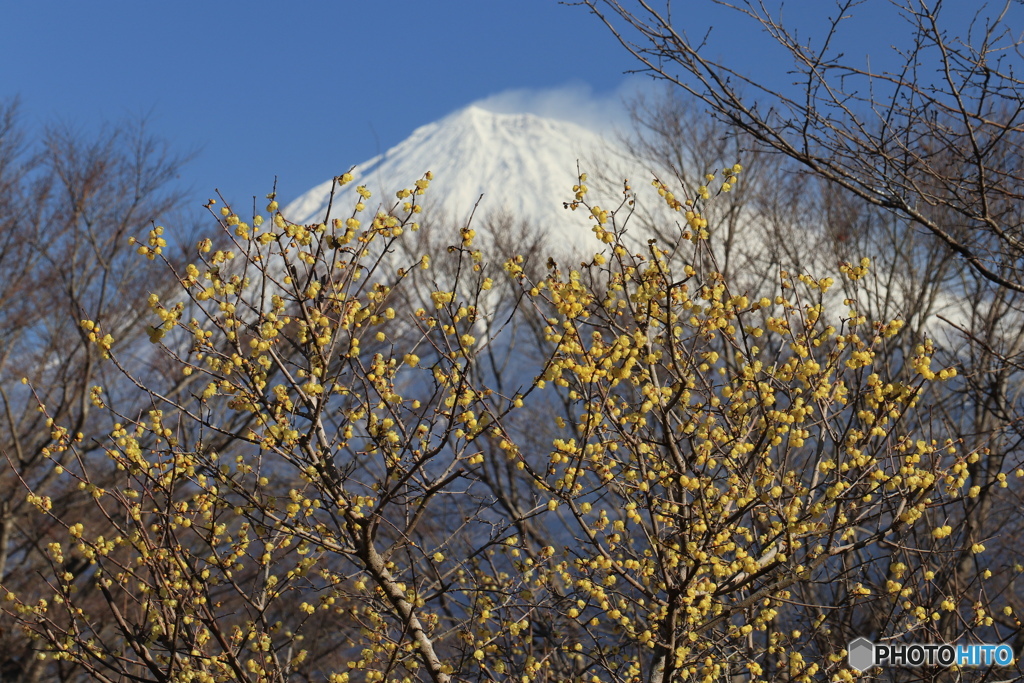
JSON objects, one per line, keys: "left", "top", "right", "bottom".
{"left": 279, "top": 103, "right": 979, "bottom": 375}
{"left": 283, "top": 106, "right": 638, "bottom": 251}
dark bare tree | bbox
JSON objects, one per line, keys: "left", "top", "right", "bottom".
{"left": 0, "top": 98, "right": 194, "bottom": 682}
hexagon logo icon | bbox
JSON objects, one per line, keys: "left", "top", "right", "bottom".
{"left": 848, "top": 637, "right": 875, "bottom": 672}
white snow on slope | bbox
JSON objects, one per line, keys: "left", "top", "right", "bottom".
{"left": 284, "top": 106, "right": 637, "bottom": 251}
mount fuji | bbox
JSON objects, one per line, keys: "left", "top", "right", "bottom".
{"left": 278, "top": 104, "right": 977, "bottom": 387}
{"left": 283, "top": 106, "right": 647, "bottom": 252}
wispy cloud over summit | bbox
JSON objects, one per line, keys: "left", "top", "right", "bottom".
{"left": 469, "top": 79, "right": 654, "bottom": 133}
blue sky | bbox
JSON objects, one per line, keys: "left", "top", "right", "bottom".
{"left": 4, "top": 1, "right": 1014, "bottom": 209}
{"left": 4, "top": 2, "right": 642, "bottom": 206}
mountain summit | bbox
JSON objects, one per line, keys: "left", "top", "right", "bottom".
{"left": 284, "top": 106, "right": 629, "bottom": 249}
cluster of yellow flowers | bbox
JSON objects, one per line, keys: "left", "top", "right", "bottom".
{"left": 9, "top": 163, "right": 1003, "bottom": 683}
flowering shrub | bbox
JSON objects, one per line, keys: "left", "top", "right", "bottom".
{"left": 2, "top": 167, "right": 1007, "bottom": 683}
